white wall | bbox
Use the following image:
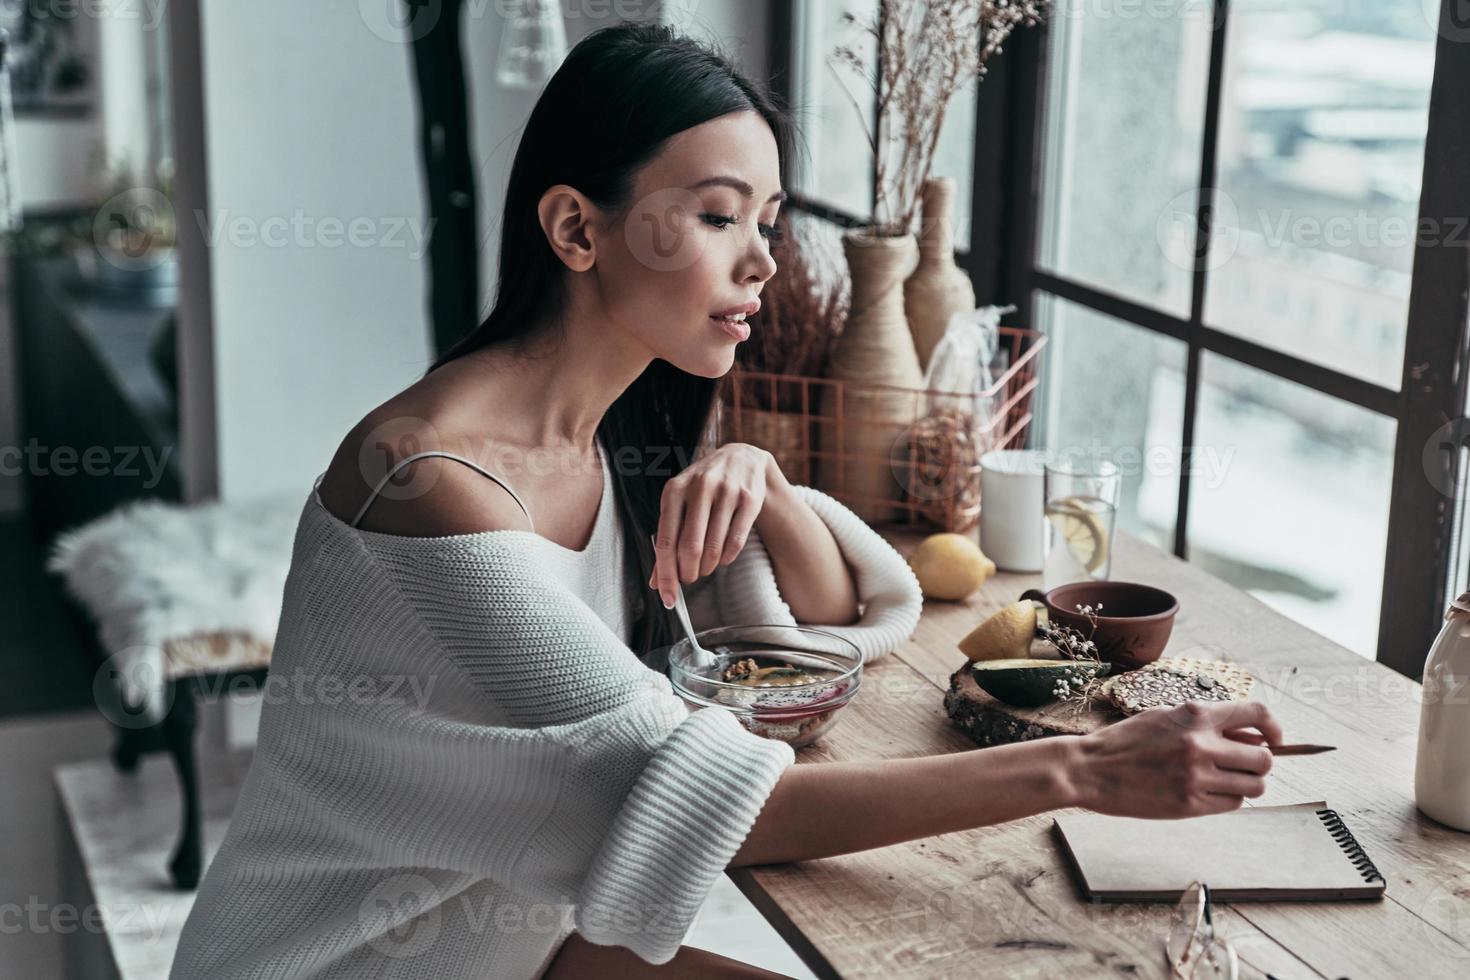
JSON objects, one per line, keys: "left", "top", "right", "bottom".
{"left": 186, "top": 1, "right": 435, "bottom": 745}
{"left": 461, "top": 1, "right": 766, "bottom": 310}
{"left": 462, "top": 3, "right": 663, "bottom": 311}
{"left": 12, "top": 120, "right": 99, "bottom": 205}
{"left": 197, "top": 1, "right": 432, "bottom": 502}
{"left": 462, "top": 5, "right": 545, "bottom": 314}
{"left": 662, "top": 0, "right": 769, "bottom": 79}
{"left": 96, "top": 0, "right": 166, "bottom": 180}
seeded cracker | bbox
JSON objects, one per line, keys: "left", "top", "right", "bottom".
{"left": 1104, "top": 657, "right": 1255, "bottom": 716}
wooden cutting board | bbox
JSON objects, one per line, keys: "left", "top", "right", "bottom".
{"left": 943, "top": 662, "right": 1123, "bottom": 745}
{"left": 944, "top": 656, "right": 1259, "bottom": 747}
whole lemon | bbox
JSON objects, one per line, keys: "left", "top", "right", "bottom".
{"left": 907, "top": 533, "right": 997, "bottom": 601}
{"left": 958, "top": 600, "right": 1039, "bottom": 662}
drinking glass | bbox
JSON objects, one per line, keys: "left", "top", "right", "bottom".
{"left": 1043, "top": 453, "right": 1121, "bottom": 588}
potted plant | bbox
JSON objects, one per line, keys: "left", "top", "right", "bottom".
{"left": 818, "top": 0, "right": 1050, "bottom": 521}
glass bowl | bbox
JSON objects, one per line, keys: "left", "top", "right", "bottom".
{"left": 668, "top": 624, "right": 863, "bottom": 749}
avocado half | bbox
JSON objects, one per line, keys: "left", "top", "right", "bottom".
{"left": 969, "top": 658, "right": 1109, "bottom": 708}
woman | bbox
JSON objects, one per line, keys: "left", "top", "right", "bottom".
{"left": 169, "top": 23, "right": 1282, "bottom": 980}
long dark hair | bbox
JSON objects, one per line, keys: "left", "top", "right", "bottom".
{"left": 425, "top": 23, "right": 795, "bottom": 667}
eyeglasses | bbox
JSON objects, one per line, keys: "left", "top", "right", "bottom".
{"left": 1167, "top": 882, "right": 1288, "bottom": 980}
{"left": 1166, "top": 881, "right": 1240, "bottom": 979}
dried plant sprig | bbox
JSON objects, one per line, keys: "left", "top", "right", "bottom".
{"left": 1037, "top": 621, "right": 1099, "bottom": 663}
{"left": 733, "top": 213, "right": 850, "bottom": 411}
{"left": 1035, "top": 602, "right": 1111, "bottom": 717}
{"left": 1051, "top": 666, "right": 1097, "bottom": 701}
{"left": 831, "top": 0, "right": 1052, "bottom": 237}
{"left": 1035, "top": 602, "right": 1103, "bottom": 662}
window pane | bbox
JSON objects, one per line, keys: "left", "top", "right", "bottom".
{"left": 930, "top": 78, "right": 975, "bottom": 250}
{"left": 796, "top": 0, "right": 877, "bottom": 219}
{"left": 1038, "top": 294, "right": 1187, "bottom": 553}
{"left": 1204, "top": 3, "right": 1437, "bottom": 390}
{"left": 1039, "top": 1, "right": 1212, "bottom": 316}
{"left": 1189, "top": 353, "right": 1395, "bottom": 658}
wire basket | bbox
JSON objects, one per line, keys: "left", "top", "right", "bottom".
{"left": 718, "top": 326, "right": 1046, "bottom": 532}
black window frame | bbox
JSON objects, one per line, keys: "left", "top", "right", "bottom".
{"left": 770, "top": 0, "right": 1470, "bottom": 677}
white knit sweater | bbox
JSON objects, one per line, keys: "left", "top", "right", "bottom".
{"left": 168, "top": 473, "right": 922, "bottom": 979}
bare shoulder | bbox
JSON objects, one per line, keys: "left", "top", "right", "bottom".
{"left": 316, "top": 407, "right": 532, "bottom": 538}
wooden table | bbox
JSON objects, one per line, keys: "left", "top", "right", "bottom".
{"left": 728, "top": 528, "right": 1470, "bottom": 979}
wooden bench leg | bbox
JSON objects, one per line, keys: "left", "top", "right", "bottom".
{"left": 161, "top": 679, "right": 202, "bottom": 889}
{"left": 111, "top": 723, "right": 147, "bottom": 772}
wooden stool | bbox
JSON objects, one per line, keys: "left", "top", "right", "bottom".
{"left": 111, "top": 630, "right": 271, "bottom": 889}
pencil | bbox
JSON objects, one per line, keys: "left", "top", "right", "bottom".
{"left": 1229, "top": 732, "right": 1336, "bottom": 755}
{"left": 1266, "top": 743, "right": 1336, "bottom": 756}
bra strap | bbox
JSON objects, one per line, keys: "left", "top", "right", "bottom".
{"left": 351, "top": 451, "right": 535, "bottom": 531}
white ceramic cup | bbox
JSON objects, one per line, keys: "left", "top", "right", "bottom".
{"left": 979, "top": 449, "right": 1049, "bottom": 572}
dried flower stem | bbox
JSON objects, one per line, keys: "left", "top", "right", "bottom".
{"left": 1036, "top": 602, "right": 1112, "bottom": 720}
{"left": 831, "top": 0, "right": 1052, "bottom": 237}
{"left": 732, "top": 214, "right": 849, "bottom": 411}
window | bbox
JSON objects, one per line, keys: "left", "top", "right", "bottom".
{"left": 1039, "top": 1, "right": 1210, "bottom": 316}
{"left": 1203, "top": 4, "right": 1436, "bottom": 389}
{"left": 930, "top": 78, "right": 976, "bottom": 250}
{"left": 781, "top": 0, "right": 1470, "bottom": 671}
{"left": 793, "top": 0, "right": 876, "bottom": 219}
{"left": 1038, "top": 294, "right": 1185, "bottom": 555}
{"left": 1188, "top": 355, "right": 1396, "bottom": 657}
{"left": 789, "top": 1, "right": 976, "bottom": 248}
{"left": 1022, "top": 0, "right": 1462, "bottom": 668}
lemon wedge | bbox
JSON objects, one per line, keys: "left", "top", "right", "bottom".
{"left": 957, "top": 600, "right": 1038, "bottom": 662}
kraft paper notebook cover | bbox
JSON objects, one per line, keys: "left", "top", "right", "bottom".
{"left": 1053, "top": 801, "right": 1387, "bottom": 902}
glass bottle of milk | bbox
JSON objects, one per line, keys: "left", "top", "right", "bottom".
{"left": 1415, "top": 591, "right": 1470, "bottom": 832}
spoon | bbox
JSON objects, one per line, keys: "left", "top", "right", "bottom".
{"left": 652, "top": 534, "right": 717, "bottom": 670}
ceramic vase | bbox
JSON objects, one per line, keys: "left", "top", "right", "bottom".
{"left": 817, "top": 229, "right": 924, "bottom": 523}
{"left": 904, "top": 176, "right": 976, "bottom": 373}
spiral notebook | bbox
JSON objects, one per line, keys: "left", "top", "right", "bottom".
{"left": 1053, "top": 801, "right": 1386, "bottom": 902}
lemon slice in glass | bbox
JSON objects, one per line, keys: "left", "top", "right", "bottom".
{"left": 1045, "top": 495, "right": 1111, "bottom": 574}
